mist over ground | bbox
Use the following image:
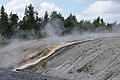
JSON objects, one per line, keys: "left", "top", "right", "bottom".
{"left": 0, "top": 5, "right": 120, "bottom": 79}
{"left": 0, "top": 17, "right": 120, "bottom": 68}
{"left": 0, "top": 31, "right": 120, "bottom": 68}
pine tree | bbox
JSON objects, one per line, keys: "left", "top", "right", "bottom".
{"left": 19, "top": 4, "right": 43, "bottom": 39}
{"left": 43, "top": 11, "right": 49, "bottom": 26}
{"left": 9, "top": 12, "right": 19, "bottom": 37}
{"left": 20, "top": 4, "right": 35, "bottom": 30}
{"left": 64, "top": 14, "right": 78, "bottom": 33}
{"left": 50, "top": 11, "right": 64, "bottom": 21}
{"left": 0, "top": 5, "right": 10, "bottom": 38}
{"left": 93, "top": 16, "right": 101, "bottom": 28}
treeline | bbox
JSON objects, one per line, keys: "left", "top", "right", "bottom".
{"left": 0, "top": 4, "right": 117, "bottom": 39}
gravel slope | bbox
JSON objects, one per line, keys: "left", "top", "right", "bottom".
{"left": 35, "top": 36, "right": 120, "bottom": 80}
{"left": 1, "top": 33, "right": 120, "bottom": 80}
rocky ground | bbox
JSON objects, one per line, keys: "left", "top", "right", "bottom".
{"left": 0, "top": 68, "right": 65, "bottom": 80}
{"left": 1, "top": 33, "right": 120, "bottom": 80}
{"left": 35, "top": 36, "right": 120, "bottom": 80}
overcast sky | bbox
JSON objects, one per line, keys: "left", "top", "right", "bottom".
{"left": 0, "top": 0, "right": 120, "bottom": 23}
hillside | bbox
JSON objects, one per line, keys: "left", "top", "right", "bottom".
{"left": 35, "top": 36, "right": 120, "bottom": 80}
{"left": 0, "top": 33, "right": 120, "bottom": 80}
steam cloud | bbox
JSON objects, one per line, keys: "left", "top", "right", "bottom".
{"left": 43, "top": 19, "right": 65, "bottom": 37}
{"left": 0, "top": 19, "right": 120, "bottom": 69}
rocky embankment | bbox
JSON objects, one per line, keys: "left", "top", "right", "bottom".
{"left": 1, "top": 33, "right": 120, "bottom": 80}
{"left": 35, "top": 36, "right": 120, "bottom": 80}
